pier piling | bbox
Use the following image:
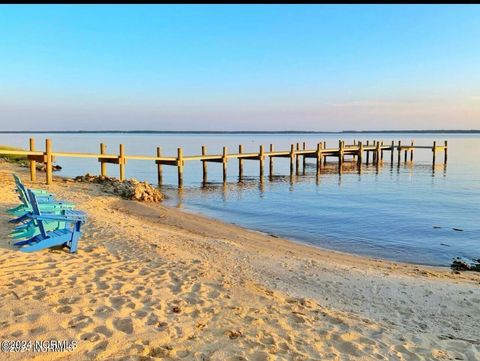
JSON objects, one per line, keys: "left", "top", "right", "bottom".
{"left": 290, "top": 144, "right": 295, "bottom": 175}
{"left": 238, "top": 145, "right": 243, "bottom": 179}
{"left": 29, "top": 138, "right": 36, "bottom": 182}
{"left": 156, "top": 147, "right": 162, "bottom": 185}
{"left": 302, "top": 142, "right": 307, "bottom": 171}
{"left": 358, "top": 141, "right": 364, "bottom": 164}
{"left": 177, "top": 147, "right": 184, "bottom": 187}
{"left": 366, "top": 140, "right": 370, "bottom": 165}
{"left": 316, "top": 143, "right": 322, "bottom": 172}
{"left": 444, "top": 140, "right": 448, "bottom": 164}
{"left": 45, "top": 139, "right": 53, "bottom": 185}
{"left": 202, "top": 146, "right": 208, "bottom": 182}
{"left": 222, "top": 146, "right": 228, "bottom": 183}
{"left": 269, "top": 144, "right": 274, "bottom": 175}
{"left": 390, "top": 140, "right": 395, "bottom": 164}
{"left": 100, "top": 143, "right": 107, "bottom": 177}
{"left": 259, "top": 145, "right": 265, "bottom": 180}
{"left": 119, "top": 144, "right": 126, "bottom": 181}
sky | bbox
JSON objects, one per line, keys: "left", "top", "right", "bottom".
{"left": 0, "top": 4, "right": 479, "bottom": 131}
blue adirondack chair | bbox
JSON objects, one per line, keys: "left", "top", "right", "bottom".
{"left": 14, "top": 190, "right": 86, "bottom": 253}
{"left": 8, "top": 177, "right": 75, "bottom": 224}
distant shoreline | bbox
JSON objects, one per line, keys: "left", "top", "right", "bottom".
{"left": 0, "top": 130, "right": 479, "bottom": 134}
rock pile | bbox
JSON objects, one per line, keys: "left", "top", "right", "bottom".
{"left": 74, "top": 174, "right": 164, "bottom": 202}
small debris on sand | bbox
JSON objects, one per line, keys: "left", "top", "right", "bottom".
{"left": 227, "top": 330, "right": 242, "bottom": 339}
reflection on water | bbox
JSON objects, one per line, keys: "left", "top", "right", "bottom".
{"left": 0, "top": 133, "right": 478, "bottom": 266}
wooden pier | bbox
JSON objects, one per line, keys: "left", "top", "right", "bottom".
{"left": 0, "top": 138, "right": 448, "bottom": 187}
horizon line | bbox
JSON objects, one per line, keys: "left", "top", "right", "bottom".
{"left": 0, "top": 129, "right": 479, "bottom": 134}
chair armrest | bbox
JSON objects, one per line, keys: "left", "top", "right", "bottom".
{"left": 31, "top": 213, "right": 86, "bottom": 223}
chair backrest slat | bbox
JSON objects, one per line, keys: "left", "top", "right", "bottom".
{"left": 27, "top": 190, "right": 47, "bottom": 238}
{"left": 13, "top": 175, "right": 29, "bottom": 206}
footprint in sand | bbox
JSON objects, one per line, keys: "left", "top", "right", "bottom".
{"left": 27, "top": 313, "right": 41, "bottom": 322}
{"left": 95, "top": 269, "right": 107, "bottom": 277}
{"left": 59, "top": 296, "right": 81, "bottom": 305}
{"left": 94, "top": 325, "right": 113, "bottom": 337}
{"left": 80, "top": 332, "right": 101, "bottom": 342}
{"left": 96, "top": 281, "right": 109, "bottom": 290}
{"left": 87, "top": 340, "right": 109, "bottom": 356}
{"left": 12, "top": 309, "right": 25, "bottom": 317}
{"left": 68, "top": 315, "right": 93, "bottom": 329}
{"left": 113, "top": 317, "right": 134, "bottom": 334}
{"left": 56, "top": 305, "right": 73, "bottom": 314}
{"left": 109, "top": 296, "right": 127, "bottom": 310}
{"left": 145, "top": 313, "right": 159, "bottom": 326}
{"left": 29, "top": 327, "right": 46, "bottom": 336}
{"left": 131, "top": 310, "right": 148, "bottom": 319}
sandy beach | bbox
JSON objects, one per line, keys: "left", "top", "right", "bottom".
{"left": 0, "top": 162, "right": 479, "bottom": 361}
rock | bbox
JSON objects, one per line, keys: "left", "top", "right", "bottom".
{"left": 451, "top": 257, "right": 480, "bottom": 272}
{"left": 74, "top": 174, "right": 164, "bottom": 202}
{"left": 18, "top": 162, "right": 62, "bottom": 172}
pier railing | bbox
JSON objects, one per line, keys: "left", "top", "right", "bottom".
{"left": 0, "top": 138, "right": 448, "bottom": 187}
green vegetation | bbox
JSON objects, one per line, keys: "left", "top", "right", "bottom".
{"left": 0, "top": 145, "right": 27, "bottom": 163}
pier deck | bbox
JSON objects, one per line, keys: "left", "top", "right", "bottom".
{"left": 0, "top": 138, "right": 448, "bottom": 187}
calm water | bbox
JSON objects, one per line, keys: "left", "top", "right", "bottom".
{"left": 1, "top": 133, "right": 479, "bottom": 266}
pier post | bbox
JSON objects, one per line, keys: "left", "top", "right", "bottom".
{"left": 119, "top": 144, "right": 126, "bottom": 181}
{"left": 358, "top": 141, "right": 363, "bottom": 164}
{"left": 238, "top": 145, "right": 243, "bottom": 179}
{"left": 410, "top": 141, "right": 414, "bottom": 162}
{"left": 444, "top": 140, "right": 448, "bottom": 164}
{"left": 339, "top": 140, "right": 344, "bottom": 165}
{"left": 380, "top": 141, "right": 384, "bottom": 161}
{"left": 366, "top": 140, "right": 370, "bottom": 164}
{"left": 259, "top": 145, "right": 264, "bottom": 180}
{"left": 316, "top": 142, "right": 322, "bottom": 173}
{"left": 295, "top": 143, "right": 300, "bottom": 174}
{"left": 269, "top": 144, "right": 274, "bottom": 176}
{"left": 404, "top": 143, "right": 408, "bottom": 163}
{"left": 45, "top": 138, "right": 53, "bottom": 185}
{"left": 100, "top": 143, "right": 107, "bottom": 177}
{"left": 390, "top": 140, "right": 395, "bottom": 164}
{"left": 323, "top": 141, "right": 327, "bottom": 163}
{"left": 177, "top": 147, "right": 184, "bottom": 187}
{"left": 376, "top": 141, "right": 381, "bottom": 164}
{"left": 202, "top": 146, "right": 207, "bottom": 182}
{"left": 156, "top": 147, "right": 162, "bottom": 186}
{"left": 290, "top": 144, "right": 295, "bottom": 175}
{"left": 397, "top": 140, "right": 401, "bottom": 165}
{"left": 222, "top": 146, "right": 228, "bottom": 183}
{"left": 302, "top": 142, "right": 306, "bottom": 171}
{"left": 29, "top": 138, "right": 36, "bottom": 182}
{"left": 432, "top": 141, "right": 436, "bottom": 164}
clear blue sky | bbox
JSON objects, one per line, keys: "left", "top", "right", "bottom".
{"left": 0, "top": 5, "right": 479, "bottom": 131}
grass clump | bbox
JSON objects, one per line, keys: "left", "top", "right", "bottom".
{"left": 0, "top": 145, "right": 28, "bottom": 163}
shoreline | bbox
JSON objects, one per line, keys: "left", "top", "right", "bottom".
{"left": 1, "top": 162, "right": 479, "bottom": 360}
{"left": 162, "top": 191, "right": 468, "bottom": 271}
